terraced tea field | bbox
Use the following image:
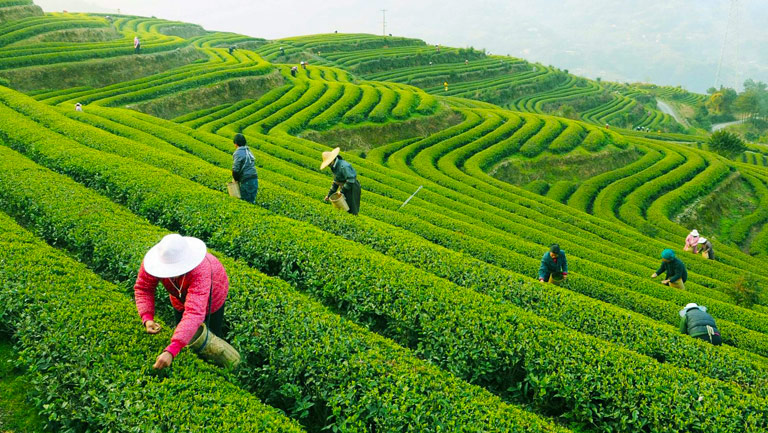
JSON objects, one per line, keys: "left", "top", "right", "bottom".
{"left": 1, "top": 2, "right": 767, "bottom": 432}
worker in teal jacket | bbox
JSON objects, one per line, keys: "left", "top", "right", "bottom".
{"left": 651, "top": 249, "right": 687, "bottom": 290}
{"left": 539, "top": 244, "right": 568, "bottom": 285}
{"left": 321, "top": 147, "right": 361, "bottom": 215}
{"left": 679, "top": 303, "right": 721, "bottom": 345}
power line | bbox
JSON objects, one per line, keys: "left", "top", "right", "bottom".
{"left": 715, "top": 0, "right": 740, "bottom": 89}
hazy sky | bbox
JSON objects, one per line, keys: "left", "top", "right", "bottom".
{"left": 34, "top": 0, "right": 768, "bottom": 93}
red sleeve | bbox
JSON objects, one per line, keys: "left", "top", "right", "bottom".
{"left": 165, "top": 261, "right": 212, "bottom": 357}
{"left": 134, "top": 261, "right": 159, "bottom": 324}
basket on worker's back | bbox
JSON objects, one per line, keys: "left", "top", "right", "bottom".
{"left": 227, "top": 181, "right": 241, "bottom": 198}
{"left": 329, "top": 191, "right": 349, "bottom": 212}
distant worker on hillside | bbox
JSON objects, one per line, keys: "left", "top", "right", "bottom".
{"left": 232, "top": 133, "right": 258, "bottom": 204}
{"left": 134, "top": 234, "right": 239, "bottom": 370}
{"left": 465, "top": 59, "right": 469, "bottom": 65}
{"left": 228, "top": 45, "right": 237, "bottom": 55}
{"left": 300, "top": 61, "right": 307, "bottom": 70}
{"left": 651, "top": 249, "right": 687, "bottom": 290}
{"left": 74, "top": 102, "right": 82, "bottom": 112}
{"left": 444, "top": 81, "right": 449, "bottom": 91}
{"left": 538, "top": 244, "right": 568, "bottom": 285}
{"left": 697, "top": 238, "right": 715, "bottom": 260}
{"left": 683, "top": 229, "right": 700, "bottom": 252}
{"left": 321, "top": 147, "right": 361, "bottom": 215}
{"left": 605, "top": 123, "right": 610, "bottom": 129}
{"left": 290, "top": 66, "right": 298, "bottom": 77}
{"left": 280, "top": 46, "right": 285, "bottom": 56}
{"left": 679, "top": 303, "right": 721, "bottom": 345}
{"left": 134, "top": 35, "right": 140, "bottom": 54}
{"left": 435, "top": 44, "right": 440, "bottom": 52}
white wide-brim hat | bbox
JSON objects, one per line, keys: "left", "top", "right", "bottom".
{"left": 320, "top": 147, "right": 340, "bottom": 170}
{"left": 698, "top": 237, "right": 707, "bottom": 244}
{"left": 144, "top": 234, "right": 207, "bottom": 278}
{"left": 679, "top": 302, "right": 706, "bottom": 317}
{"left": 690, "top": 229, "right": 699, "bottom": 237}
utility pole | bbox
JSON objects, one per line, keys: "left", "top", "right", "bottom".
{"left": 381, "top": 9, "right": 387, "bottom": 36}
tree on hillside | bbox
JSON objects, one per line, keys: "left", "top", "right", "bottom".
{"left": 734, "top": 90, "right": 761, "bottom": 120}
{"left": 708, "top": 86, "right": 738, "bottom": 114}
{"left": 708, "top": 130, "right": 746, "bottom": 157}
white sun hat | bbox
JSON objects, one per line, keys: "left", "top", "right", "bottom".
{"left": 320, "top": 147, "right": 341, "bottom": 170}
{"left": 690, "top": 229, "right": 699, "bottom": 237}
{"left": 679, "top": 302, "right": 707, "bottom": 317}
{"left": 698, "top": 237, "right": 707, "bottom": 244}
{"left": 143, "top": 234, "right": 207, "bottom": 278}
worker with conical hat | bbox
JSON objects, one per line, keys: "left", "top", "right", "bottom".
{"left": 697, "top": 237, "right": 715, "bottom": 260}
{"left": 679, "top": 303, "right": 721, "bottom": 345}
{"left": 684, "top": 229, "right": 700, "bottom": 252}
{"left": 321, "top": 147, "right": 361, "bottom": 215}
{"left": 134, "top": 234, "right": 231, "bottom": 369}
{"left": 651, "top": 249, "right": 687, "bottom": 290}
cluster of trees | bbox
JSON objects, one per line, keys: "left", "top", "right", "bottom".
{"left": 693, "top": 79, "right": 768, "bottom": 140}
{"left": 705, "top": 79, "right": 768, "bottom": 122}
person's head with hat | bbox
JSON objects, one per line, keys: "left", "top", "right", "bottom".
{"left": 320, "top": 147, "right": 340, "bottom": 170}
{"left": 679, "top": 302, "right": 706, "bottom": 318}
{"left": 143, "top": 233, "right": 207, "bottom": 279}
{"left": 697, "top": 237, "right": 708, "bottom": 246}
{"left": 134, "top": 233, "right": 232, "bottom": 370}
{"left": 661, "top": 248, "right": 675, "bottom": 262}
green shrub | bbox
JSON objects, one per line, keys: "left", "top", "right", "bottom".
{"left": 709, "top": 130, "right": 747, "bottom": 157}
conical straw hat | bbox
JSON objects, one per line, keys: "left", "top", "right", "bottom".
{"left": 320, "top": 147, "right": 340, "bottom": 170}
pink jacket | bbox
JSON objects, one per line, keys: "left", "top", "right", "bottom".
{"left": 685, "top": 234, "right": 699, "bottom": 251}
{"left": 134, "top": 253, "right": 229, "bottom": 357}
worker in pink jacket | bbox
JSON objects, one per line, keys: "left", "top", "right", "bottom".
{"left": 134, "top": 234, "right": 229, "bottom": 370}
{"left": 683, "top": 229, "right": 700, "bottom": 253}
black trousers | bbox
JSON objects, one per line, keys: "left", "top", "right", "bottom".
{"left": 342, "top": 180, "right": 361, "bottom": 215}
{"left": 175, "top": 303, "right": 226, "bottom": 336}
{"left": 240, "top": 177, "right": 259, "bottom": 204}
{"left": 693, "top": 333, "right": 722, "bottom": 346}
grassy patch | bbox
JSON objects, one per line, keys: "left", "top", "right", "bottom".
{"left": 674, "top": 172, "right": 758, "bottom": 244}
{"left": 0, "top": 45, "right": 205, "bottom": 92}
{"left": 128, "top": 69, "right": 284, "bottom": 119}
{"left": 0, "top": 337, "right": 47, "bottom": 433}
{"left": 300, "top": 105, "right": 463, "bottom": 153}
{"left": 491, "top": 145, "right": 642, "bottom": 185}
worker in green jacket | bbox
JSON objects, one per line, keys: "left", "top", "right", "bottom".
{"left": 651, "top": 249, "right": 687, "bottom": 290}
{"left": 679, "top": 303, "right": 721, "bottom": 345}
{"left": 538, "top": 244, "right": 568, "bottom": 285}
{"left": 321, "top": 147, "right": 361, "bottom": 215}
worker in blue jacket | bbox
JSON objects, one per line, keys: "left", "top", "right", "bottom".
{"left": 539, "top": 244, "right": 568, "bottom": 285}
{"left": 232, "top": 133, "right": 258, "bottom": 204}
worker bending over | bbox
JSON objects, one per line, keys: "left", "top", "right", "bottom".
{"left": 321, "top": 147, "right": 361, "bottom": 215}
{"left": 539, "top": 244, "right": 568, "bottom": 285}
{"left": 134, "top": 234, "right": 232, "bottom": 369}
{"left": 679, "top": 303, "right": 721, "bottom": 345}
{"left": 651, "top": 249, "right": 687, "bottom": 290}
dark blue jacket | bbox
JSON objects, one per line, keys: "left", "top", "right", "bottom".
{"left": 232, "top": 146, "right": 258, "bottom": 182}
